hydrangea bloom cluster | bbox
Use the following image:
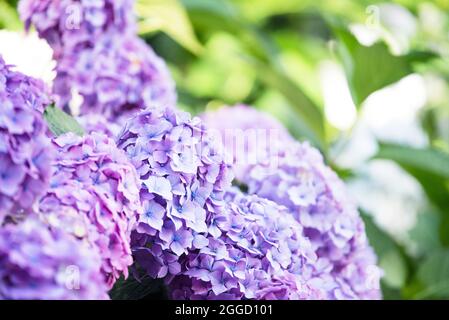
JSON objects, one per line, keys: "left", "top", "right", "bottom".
{"left": 39, "top": 132, "right": 142, "bottom": 287}
{"left": 19, "top": 0, "right": 137, "bottom": 58}
{"left": 0, "top": 55, "right": 54, "bottom": 223}
{"left": 117, "top": 106, "right": 234, "bottom": 280}
{"left": 166, "top": 188, "right": 326, "bottom": 300}
{"left": 19, "top": 0, "right": 176, "bottom": 120}
{"left": 77, "top": 113, "right": 122, "bottom": 139}
{"left": 0, "top": 216, "right": 109, "bottom": 300}
{"left": 202, "top": 106, "right": 382, "bottom": 299}
{"left": 201, "top": 105, "right": 293, "bottom": 181}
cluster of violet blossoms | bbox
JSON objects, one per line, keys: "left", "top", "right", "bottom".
{"left": 0, "top": 55, "right": 110, "bottom": 299}
{"left": 117, "top": 106, "right": 233, "bottom": 278}
{"left": 202, "top": 105, "right": 382, "bottom": 299}
{"left": 117, "top": 106, "right": 338, "bottom": 299}
{"left": 0, "top": 55, "right": 54, "bottom": 222}
{"left": 39, "top": 132, "right": 142, "bottom": 287}
{"left": 167, "top": 188, "right": 326, "bottom": 300}
{"left": 0, "top": 216, "right": 109, "bottom": 300}
{"left": 19, "top": 0, "right": 176, "bottom": 121}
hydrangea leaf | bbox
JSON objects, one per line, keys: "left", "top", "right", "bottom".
{"left": 137, "top": 0, "right": 203, "bottom": 55}
{"left": 44, "top": 105, "right": 85, "bottom": 137}
{"left": 0, "top": 1, "right": 21, "bottom": 30}
{"left": 414, "top": 250, "right": 449, "bottom": 299}
{"left": 362, "top": 212, "right": 409, "bottom": 290}
{"left": 109, "top": 275, "right": 167, "bottom": 300}
{"left": 333, "top": 27, "right": 435, "bottom": 107}
{"left": 375, "top": 143, "right": 449, "bottom": 179}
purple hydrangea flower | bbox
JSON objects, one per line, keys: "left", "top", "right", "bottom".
{"left": 202, "top": 106, "right": 382, "bottom": 299}
{"left": 0, "top": 55, "right": 54, "bottom": 223}
{"left": 201, "top": 104, "right": 293, "bottom": 180}
{"left": 0, "top": 216, "right": 109, "bottom": 300}
{"left": 167, "top": 188, "right": 327, "bottom": 300}
{"left": 117, "top": 106, "right": 233, "bottom": 279}
{"left": 77, "top": 113, "right": 123, "bottom": 139}
{"left": 20, "top": 0, "right": 177, "bottom": 120}
{"left": 19, "top": 0, "right": 137, "bottom": 58}
{"left": 39, "top": 132, "right": 142, "bottom": 287}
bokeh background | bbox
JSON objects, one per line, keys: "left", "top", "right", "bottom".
{"left": 2, "top": 0, "right": 449, "bottom": 299}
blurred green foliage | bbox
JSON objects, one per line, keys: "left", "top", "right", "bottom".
{"left": 3, "top": 0, "right": 449, "bottom": 299}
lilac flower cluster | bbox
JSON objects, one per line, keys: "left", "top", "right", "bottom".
{"left": 77, "top": 113, "right": 122, "bottom": 139}
{"left": 0, "top": 55, "right": 54, "bottom": 223}
{"left": 19, "top": 0, "right": 137, "bottom": 58}
{"left": 202, "top": 105, "right": 293, "bottom": 181}
{"left": 39, "top": 132, "right": 142, "bottom": 287}
{"left": 202, "top": 106, "right": 382, "bottom": 299}
{"left": 117, "top": 106, "right": 234, "bottom": 279}
{"left": 166, "top": 188, "right": 326, "bottom": 300}
{"left": 0, "top": 216, "right": 109, "bottom": 300}
{"left": 20, "top": 0, "right": 176, "bottom": 121}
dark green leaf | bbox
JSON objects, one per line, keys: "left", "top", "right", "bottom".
{"left": 44, "top": 105, "right": 84, "bottom": 137}
{"left": 109, "top": 274, "right": 167, "bottom": 300}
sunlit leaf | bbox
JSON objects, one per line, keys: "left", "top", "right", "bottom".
{"left": 44, "top": 105, "right": 84, "bottom": 137}
{"left": 247, "top": 56, "right": 326, "bottom": 150}
{"left": 333, "top": 27, "right": 435, "bottom": 106}
{"left": 137, "top": 0, "right": 203, "bottom": 54}
{"left": 0, "top": 1, "right": 21, "bottom": 30}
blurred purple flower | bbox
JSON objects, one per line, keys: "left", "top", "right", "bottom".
{"left": 202, "top": 105, "right": 382, "bottom": 299}
{"left": 0, "top": 55, "right": 54, "bottom": 223}
{"left": 20, "top": 0, "right": 177, "bottom": 120}
{"left": 39, "top": 132, "right": 142, "bottom": 287}
{"left": 0, "top": 216, "right": 108, "bottom": 300}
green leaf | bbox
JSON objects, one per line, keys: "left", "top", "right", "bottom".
{"left": 414, "top": 250, "right": 449, "bottom": 299}
{"left": 137, "top": 0, "right": 203, "bottom": 54}
{"left": 246, "top": 56, "right": 326, "bottom": 150}
{"left": 44, "top": 105, "right": 84, "bottom": 137}
{"left": 409, "top": 211, "right": 442, "bottom": 254}
{"left": 374, "top": 143, "right": 449, "bottom": 246}
{"left": 109, "top": 274, "right": 167, "bottom": 300}
{"left": 182, "top": 0, "right": 326, "bottom": 150}
{"left": 362, "top": 212, "right": 409, "bottom": 291}
{"left": 375, "top": 143, "right": 449, "bottom": 179}
{"left": 333, "top": 27, "right": 435, "bottom": 106}
{"left": 0, "top": 1, "right": 21, "bottom": 30}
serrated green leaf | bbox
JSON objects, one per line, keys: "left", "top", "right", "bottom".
{"left": 44, "top": 105, "right": 84, "bottom": 137}
{"left": 137, "top": 0, "right": 203, "bottom": 54}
